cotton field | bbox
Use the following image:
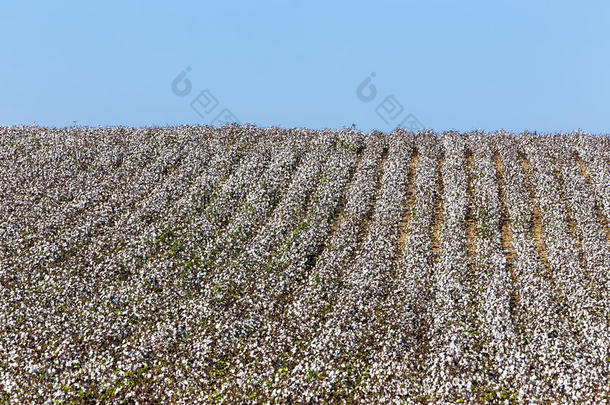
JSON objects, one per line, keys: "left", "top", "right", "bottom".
{"left": 0, "top": 125, "right": 609, "bottom": 403}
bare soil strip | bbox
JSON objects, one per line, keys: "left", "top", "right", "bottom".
{"left": 519, "top": 153, "right": 552, "bottom": 276}
{"left": 574, "top": 153, "right": 610, "bottom": 243}
{"left": 464, "top": 149, "right": 477, "bottom": 266}
{"left": 431, "top": 154, "right": 445, "bottom": 263}
{"left": 396, "top": 148, "right": 420, "bottom": 258}
{"left": 494, "top": 152, "right": 520, "bottom": 328}
{"left": 494, "top": 154, "right": 516, "bottom": 266}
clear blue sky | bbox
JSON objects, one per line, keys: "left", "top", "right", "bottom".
{"left": 2, "top": 1, "right": 609, "bottom": 133}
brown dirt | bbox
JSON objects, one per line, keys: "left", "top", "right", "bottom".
{"left": 494, "top": 152, "right": 520, "bottom": 328}
{"left": 431, "top": 154, "right": 445, "bottom": 263}
{"left": 464, "top": 150, "right": 477, "bottom": 266}
{"left": 519, "top": 154, "right": 552, "bottom": 276}
{"left": 396, "top": 148, "right": 420, "bottom": 258}
{"left": 494, "top": 154, "right": 516, "bottom": 267}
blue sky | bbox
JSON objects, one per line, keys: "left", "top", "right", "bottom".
{"left": 1, "top": 1, "right": 609, "bottom": 133}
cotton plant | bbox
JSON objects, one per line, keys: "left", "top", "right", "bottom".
{"left": 1, "top": 126, "right": 608, "bottom": 403}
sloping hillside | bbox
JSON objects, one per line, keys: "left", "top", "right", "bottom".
{"left": 1, "top": 126, "right": 609, "bottom": 403}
